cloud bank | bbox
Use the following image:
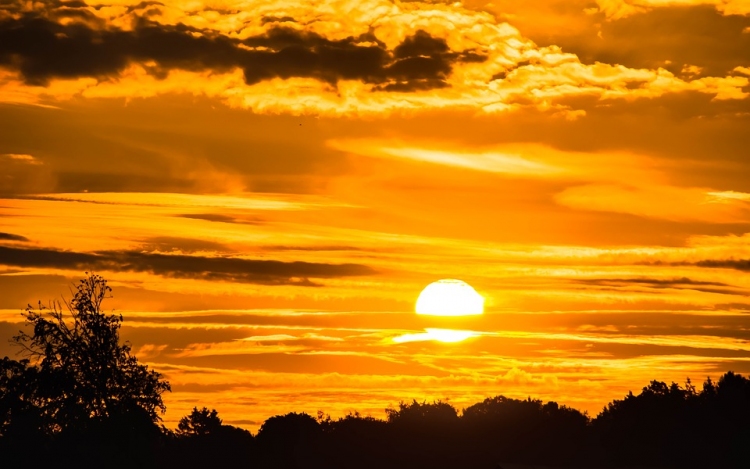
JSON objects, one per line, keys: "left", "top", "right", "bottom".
{"left": 0, "top": 0, "right": 746, "bottom": 114}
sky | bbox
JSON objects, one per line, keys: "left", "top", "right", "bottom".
{"left": 1, "top": 0, "right": 750, "bottom": 431}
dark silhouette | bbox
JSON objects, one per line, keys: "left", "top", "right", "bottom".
{"left": 177, "top": 407, "right": 224, "bottom": 437}
{"left": 0, "top": 273, "right": 170, "bottom": 467}
{"left": 593, "top": 374, "right": 750, "bottom": 468}
{"left": 164, "top": 407, "right": 255, "bottom": 468}
{"left": 2, "top": 274, "right": 750, "bottom": 469}
{"left": 257, "top": 412, "right": 323, "bottom": 468}
{"left": 462, "top": 396, "right": 589, "bottom": 466}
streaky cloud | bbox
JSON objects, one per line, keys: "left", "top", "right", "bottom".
{"left": 0, "top": 245, "right": 376, "bottom": 286}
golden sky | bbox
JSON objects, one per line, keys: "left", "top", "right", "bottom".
{"left": 1, "top": 0, "right": 750, "bottom": 430}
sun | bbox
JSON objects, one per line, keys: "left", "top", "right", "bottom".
{"left": 415, "top": 279, "right": 484, "bottom": 316}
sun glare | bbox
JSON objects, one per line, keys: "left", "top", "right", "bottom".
{"left": 392, "top": 328, "right": 479, "bottom": 344}
{"left": 415, "top": 279, "right": 484, "bottom": 316}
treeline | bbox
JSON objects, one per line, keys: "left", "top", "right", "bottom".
{"left": 2, "top": 275, "right": 750, "bottom": 468}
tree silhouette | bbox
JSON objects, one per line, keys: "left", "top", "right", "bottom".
{"left": 1, "top": 273, "right": 170, "bottom": 435}
{"left": 0, "top": 356, "right": 44, "bottom": 439}
{"left": 257, "top": 412, "right": 321, "bottom": 468}
{"left": 460, "top": 396, "right": 589, "bottom": 466}
{"left": 177, "top": 407, "right": 223, "bottom": 437}
{"left": 167, "top": 407, "right": 255, "bottom": 468}
{"left": 385, "top": 399, "right": 459, "bottom": 425}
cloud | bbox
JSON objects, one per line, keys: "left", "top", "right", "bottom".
{"left": 0, "top": 245, "right": 376, "bottom": 286}
{"left": 707, "top": 191, "right": 750, "bottom": 202}
{"left": 495, "top": 329, "right": 750, "bottom": 352}
{"left": 330, "top": 140, "right": 750, "bottom": 224}
{"left": 593, "top": 0, "right": 750, "bottom": 19}
{"left": 262, "top": 245, "right": 365, "bottom": 252}
{"left": 2, "top": 153, "right": 42, "bottom": 165}
{"left": 0, "top": 4, "right": 482, "bottom": 91}
{"left": 571, "top": 277, "right": 743, "bottom": 296}
{"left": 137, "top": 236, "right": 233, "bottom": 254}
{"left": 327, "top": 140, "right": 645, "bottom": 178}
{"left": 555, "top": 184, "right": 750, "bottom": 222}
{"left": 175, "top": 213, "right": 264, "bottom": 225}
{"left": 338, "top": 143, "right": 560, "bottom": 175}
{"left": 392, "top": 328, "right": 480, "bottom": 344}
{"left": 134, "top": 343, "right": 168, "bottom": 360}
{"left": 0, "top": 0, "right": 746, "bottom": 115}
{"left": 173, "top": 333, "right": 344, "bottom": 357}
{"left": 694, "top": 259, "right": 750, "bottom": 271}
{"left": 26, "top": 192, "right": 313, "bottom": 210}
{"left": 173, "top": 340, "right": 307, "bottom": 357}
{"left": 0, "top": 232, "right": 29, "bottom": 242}
{"left": 0, "top": 152, "right": 54, "bottom": 195}
{"left": 564, "top": 6, "right": 750, "bottom": 78}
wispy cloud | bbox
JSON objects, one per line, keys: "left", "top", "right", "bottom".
{"left": 2, "top": 153, "right": 42, "bottom": 165}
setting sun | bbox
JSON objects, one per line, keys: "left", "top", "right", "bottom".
{"left": 415, "top": 279, "right": 485, "bottom": 317}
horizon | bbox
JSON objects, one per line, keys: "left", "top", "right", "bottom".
{"left": 2, "top": 0, "right": 750, "bottom": 434}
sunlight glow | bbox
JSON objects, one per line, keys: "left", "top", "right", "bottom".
{"left": 392, "top": 328, "right": 479, "bottom": 344}
{"left": 416, "top": 279, "right": 484, "bottom": 316}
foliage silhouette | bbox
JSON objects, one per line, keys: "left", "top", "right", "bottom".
{"left": 177, "top": 406, "right": 223, "bottom": 436}
{"left": 8, "top": 274, "right": 170, "bottom": 432}
{"left": 257, "top": 412, "right": 323, "bottom": 468}
{"left": 462, "top": 396, "right": 589, "bottom": 465}
{"left": 164, "top": 407, "right": 255, "bottom": 468}
{"left": 0, "top": 274, "right": 170, "bottom": 467}
{"left": 593, "top": 373, "right": 750, "bottom": 468}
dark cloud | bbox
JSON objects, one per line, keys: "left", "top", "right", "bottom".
{"left": 694, "top": 259, "right": 750, "bottom": 271}
{"left": 176, "top": 214, "right": 264, "bottom": 225}
{"left": 550, "top": 6, "right": 750, "bottom": 77}
{"left": 714, "top": 303, "right": 750, "bottom": 312}
{"left": 224, "top": 419, "right": 259, "bottom": 426}
{"left": 571, "top": 277, "right": 743, "bottom": 296}
{"left": 0, "top": 245, "right": 376, "bottom": 286}
{"left": 574, "top": 277, "right": 731, "bottom": 288}
{"left": 260, "top": 16, "right": 297, "bottom": 25}
{"left": 54, "top": 172, "right": 196, "bottom": 193}
{"left": 0, "top": 2, "right": 486, "bottom": 91}
{"left": 642, "top": 259, "right": 750, "bottom": 274}
{"left": 263, "top": 245, "right": 364, "bottom": 252}
{"left": 0, "top": 232, "right": 28, "bottom": 242}
{"left": 138, "top": 236, "right": 232, "bottom": 253}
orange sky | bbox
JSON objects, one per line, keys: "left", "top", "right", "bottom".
{"left": 1, "top": 0, "right": 750, "bottom": 430}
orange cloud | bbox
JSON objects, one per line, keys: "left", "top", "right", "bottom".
{"left": 594, "top": 0, "right": 750, "bottom": 20}
{"left": 556, "top": 184, "right": 750, "bottom": 222}
{"left": 1, "top": 0, "right": 747, "bottom": 115}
